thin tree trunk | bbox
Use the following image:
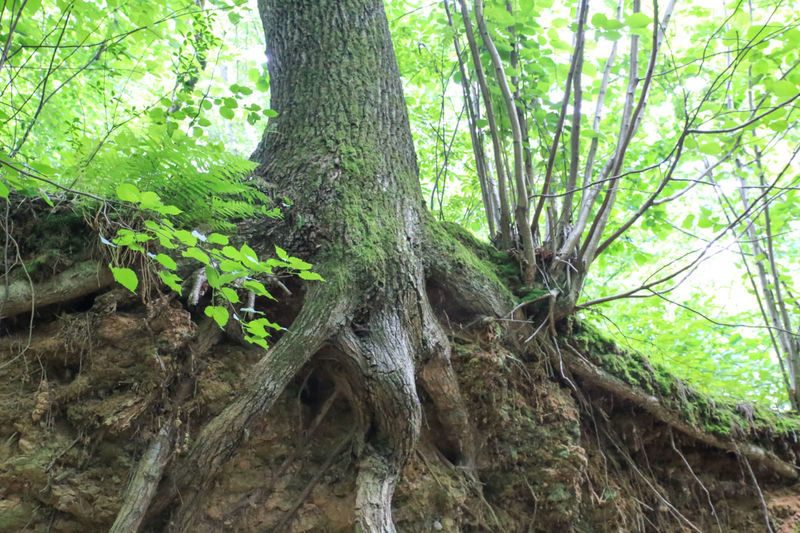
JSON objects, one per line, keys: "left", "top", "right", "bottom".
{"left": 444, "top": 0, "right": 497, "bottom": 238}
{"left": 457, "top": 0, "right": 513, "bottom": 248}
{"left": 473, "top": 0, "right": 536, "bottom": 282}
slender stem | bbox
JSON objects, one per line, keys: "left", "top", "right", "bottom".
{"left": 457, "top": 0, "right": 513, "bottom": 246}
{"left": 531, "top": 0, "right": 589, "bottom": 240}
{"left": 473, "top": 0, "right": 536, "bottom": 280}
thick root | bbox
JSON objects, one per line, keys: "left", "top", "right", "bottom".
{"left": 422, "top": 220, "right": 514, "bottom": 320}
{"left": 1, "top": 261, "right": 113, "bottom": 318}
{"left": 356, "top": 450, "right": 404, "bottom": 533}
{"left": 336, "top": 309, "right": 423, "bottom": 532}
{"left": 418, "top": 297, "right": 476, "bottom": 468}
{"left": 562, "top": 341, "right": 799, "bottom": 480}
{"left": 163, "top": 285, "right": 352, "bottom": 532}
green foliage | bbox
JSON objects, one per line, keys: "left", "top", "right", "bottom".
{"left": 2, "top": 0, "right": 799, "bottom": 410}
{"left": 0, "top": 0, "right": 306, "bottom": 351}
{"left": 84, "top": 132, "right": 268, "bottom": 231}
{"left": 106, "top": 185, "right": 322, "bottom": 348}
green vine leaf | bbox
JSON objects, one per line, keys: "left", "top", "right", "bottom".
{"left": 204, "top": 305, "right": 229, "bottom": 328}
{"left": 110, "top": 266, "right": 139, "bottom": 293}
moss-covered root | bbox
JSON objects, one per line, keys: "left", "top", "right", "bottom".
{"left": 1, "top": 260, "right": 113, "bottom": 318}
{"left": 418, "top": 296, "right": 477, "bottom": 468}
{"left": 561, "top": 342, "right": 799, "bottom": 480}
{"left": 422, "top": 219, "right": 515, "bottom": 320}
{"left": 163, "top": 283, "right": 353, "bottom": 533}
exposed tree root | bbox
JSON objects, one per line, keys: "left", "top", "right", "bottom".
{"left": 110, "top": 419, "right": 175, "bottom": 533}
{"left": 422, "top": 221, "right": 514, "bottom": 319}
{"left": 336, "top": 308, "right": 423, "bottom": 532}
{"left": 1, "top": 261, "right": 112, "bottom": 318}
{"left": 418, "top": 300, "right": 476, "bottom": 467}
{"left": 162, "top": 284, "right": 352, "bottom": 532}
{"left": 562, "top": 341, "right": 799, "bottom": 480}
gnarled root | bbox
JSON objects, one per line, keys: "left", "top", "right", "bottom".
{"left": 110, "top": 419, "right": 176, "bottom": 533}
{"left": 418, "top": 296, "right": 476, "bottom": 468}
{"left": 162, "top": 285, "right": 352, "bottom": 532}
{"left": 0, "top": 261, "right": 113, "bottom": 319}
{"left": 336, "top": 309, "right": 422, "bottom": 533}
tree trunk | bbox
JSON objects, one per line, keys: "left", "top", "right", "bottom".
{"left": 3, "top": 2, "right": 800, "bottom": 533}
{"left": 161, "top": 1, "right": 489, "bottom": 530}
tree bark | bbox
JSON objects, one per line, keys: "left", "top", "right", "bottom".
{"left": 158, "top": 1, "right": 486, "bottom": 530}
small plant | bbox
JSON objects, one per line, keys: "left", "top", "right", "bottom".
{"left": 106, "top": 182, "right": 322, "bottom": 349}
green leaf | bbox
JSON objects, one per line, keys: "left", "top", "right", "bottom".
{"left": 139, "top": 191, "right": 162, "bottom": 209}
{"left": 204, "top": 305, "right": 229, "bottom": 328}
{"left": 206, "top": 266, "right": 221, "bottom": 289}
{"left": 244, "top": 335, "right": 269, "bottom": 349}
{"left": 591, "top": 13, "right": 609, "bottom": 29}
{"left": 298, "top": 271, "right": 324, "bottom": 281}
{"left": 245, "top": 317, "right": 280, "bottom": 338}
{"left": 116, "top": 183, "right": 140, "bottom": 202}
{"left": 24, "top": 0, "right": 42, "bottom": 14}
{"left": 772, "top": 80, "right": 797, "bottom": 99}
{"left": 625, "top": 13, "right": 651, "bottom": 28}
{"left": 219, "top": 287, "right": 240, "bottom": 303}
{"left": 182, "top": 247, "right": 210, "bottom": 265}
{"left": 287, "top": 257, "right": 312, "bottom": 270}
{"left": 174, "top": 230, "right": 198, "bottom": 246}
{"left": 275, "top": 245, "right": 288, "bottom": 260}
{"left": 156, "top": 204, "right": 182, "bottom": 215}
{"left": 207, "top": 233, "right": 229, "bottom": 245}
{"left": 698, "top": 142, "right": 722, "bottom": 155}
{"left": 154, "top": 253, "right": 178, "bottom": 270}
{"left": 243, "top": 279, "right": 275, "bottom": 300}
{"left": 0, "top": 180, "right": 8, "bottom": 199}
{"left": 240, "top": 244, "right": 259, "bottom": 265}
{"left": 219, "top": 259, "right": 244, "bottom": 272}
{"left": 110, "top": 266, "right": 138, "bottom": 293}
{"left": 221, "top": 245, "right": 242, "bottom": 260}
{"left": 159, "top": 270, "right": 183, "bottom": 295}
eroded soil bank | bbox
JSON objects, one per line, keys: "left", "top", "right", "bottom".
{"left": 1, "top": 204, "right": 800, "bottom": 532}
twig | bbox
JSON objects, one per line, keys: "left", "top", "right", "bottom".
{"left": 735, "top": 442, "right": 774, "bottom": 533}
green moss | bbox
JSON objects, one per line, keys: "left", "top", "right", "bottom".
{"left": 0, "top": 501, "right": 33, "bottom": 532}
{"left": 571, "top": 321, "right": 800, "bottom": 439}
{"left": 517, "top": 288, "right": 549, "bottom": 303}
{"left": 422, "top": 220, "right": 516, "bottom": 305}
{"left": 438, "top": 221, "right": 521, "bottom": 287}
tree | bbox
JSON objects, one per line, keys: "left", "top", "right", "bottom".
{"left": 2, "top": 0, "right": 800, "bottom": 531}
{"left": 153, "top": 0, "right": 510, "bottom": 530}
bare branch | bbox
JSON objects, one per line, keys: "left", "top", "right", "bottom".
{"left": 531, "top": 0, "right": 589, "bottom": 240}
{"left": 556, "top": 0, "right": 623, "bottom": 262}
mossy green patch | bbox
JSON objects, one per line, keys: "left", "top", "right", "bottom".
{"left": 0, "top": 499, "right": 34, "bottom": 533}
{"left": 437, "top": 221, "right": 521, "bottom": 287}
{"left": 571, "top": 321, "right": 800, "bottom": 439}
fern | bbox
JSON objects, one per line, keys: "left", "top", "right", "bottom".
{"left": 74, "top": 129, "right": 269, "bottom": 231}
